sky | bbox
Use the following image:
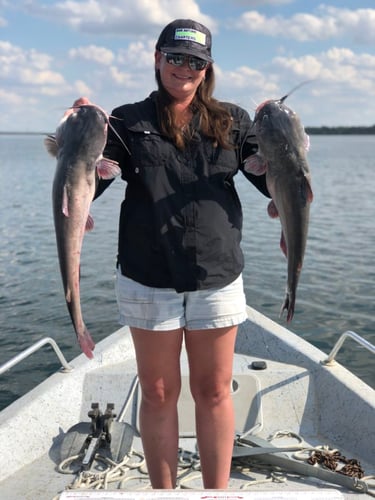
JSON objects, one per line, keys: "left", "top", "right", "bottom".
{"left": 1, "top": 0, "right": 375, "bottom": 132}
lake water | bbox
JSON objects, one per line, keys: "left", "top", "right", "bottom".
{"left": 0, "top": 134, "right": 374, "bottom": 410}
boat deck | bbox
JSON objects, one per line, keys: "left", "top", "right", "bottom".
{"left": 1, "top": 350, "right": 373, "bottom": 499}
{"left": 0, "top": 309, "right": 374, "bottom": 499}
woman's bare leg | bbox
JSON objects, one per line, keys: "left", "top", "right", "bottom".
{"left": 131, "top": 327, "right": 184, "bottom": 488}
{"left": 185, "top": 326, "right": 237, "bottom": 488}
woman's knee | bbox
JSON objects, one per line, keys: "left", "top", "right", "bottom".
{"left": 140, "top": 378, "right": 181, "bottom": 410}
{"left": 190, "top": 377, "right": 232, "bottom": 408}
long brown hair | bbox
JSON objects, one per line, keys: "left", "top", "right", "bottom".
{"left": 155, "top": 64, "right": 234, "bottom": 150}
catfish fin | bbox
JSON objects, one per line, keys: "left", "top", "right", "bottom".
{"left": 306, "top": 176, "right": 314, "bottom": 203}
{"left": 243, "top": 152, "right": 267, "bottom": 176}
{"left": 97, "top": 157, "right": 121, "bottom": 179}
{"left": 85, "top": 214, "right": 94, "bottom": 232}
{"left": 267, "top": 200, "right": 279, "bottom": 219}
{"left": 44, "top": 135, "right": 58, "bottom": 157}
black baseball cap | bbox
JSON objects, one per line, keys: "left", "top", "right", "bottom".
{"left": 156, "top": 19, "right": 214, "bottom": 63}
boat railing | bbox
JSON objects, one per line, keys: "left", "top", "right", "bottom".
{"left": 322, "top": 330, "right": 375, "bottom": 366}
{"left": 0, "top": 337, "right": 73, "bottom": 375}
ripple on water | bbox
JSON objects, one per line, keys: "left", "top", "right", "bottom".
{"left": 0, "top": 135, "right": 374, "bottom": 411}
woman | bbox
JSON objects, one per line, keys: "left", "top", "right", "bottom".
{"left": 95, "top": 19, "right": 269, "bottom": 489}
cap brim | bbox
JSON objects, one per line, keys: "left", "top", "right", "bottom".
{"left": 160, "top": 46, "right": 214, "bottom": 63}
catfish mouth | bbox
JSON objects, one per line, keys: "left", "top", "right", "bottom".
{"left": 255, "top": 99, "right": 271, "bottom": 113}
{"left": 255, "top": 105, "right": 291, "bottom": 138}
{"left": 73, "top": 103, "right": 130, "bottom": 155}
{"left": 255, "top": 95, "right": 285, "bottom": 114}
{"left": 254, "top": 98, "right": 282, "bottom": 126}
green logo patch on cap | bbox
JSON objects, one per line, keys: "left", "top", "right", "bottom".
{"left": 174, "top": 28, "right": 206, "bottom": 46}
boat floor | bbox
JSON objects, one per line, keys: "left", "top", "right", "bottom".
{"left": 1, "top": 347, "right": 373, "bottom": 500}
{"left": 0, "top": 434, "right": 370, "bottom": 500}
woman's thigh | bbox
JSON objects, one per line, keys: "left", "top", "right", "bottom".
{"left": 131, "top": 327, "right": 184, "bottom": 402}
{"left": 184, "top": 326, "right": 237, "bottom": 398}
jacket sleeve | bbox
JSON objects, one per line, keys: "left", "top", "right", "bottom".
{"left": 237, "top": 107, "right": 271, "bottom": 199}
{"left": 94, "top": 107, "right": 131, "bottom": 200}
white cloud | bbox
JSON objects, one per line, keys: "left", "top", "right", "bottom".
{"left": 69, "top": 45, "right": 115, "bottom": 65}
{"left": 217, "top": 64, "right": 277, "bottom": 93}
{"left": 213, "top": 64, "right": 279, "bottom": 111}
{"left": 272, "top": 47, "right": 375, "bottom": 94}
{"left": 74, "top": 79, "right": 93, "bottom": 96}
{"left": 232, "top": 0, "right": 292, "bottom": 5}
{"left": 235, "top": 6, "right": 375, "bottom": 43}
{"left": 321, "top": 5, "right": 375, "bottom": 44}
{"left": 0, "top": 87, "right": 22, "bottom": 105}
{"left": 2, "top": 2, "right": 375, "bottom": 129}
{"left": 234, "top": 11, "right": 333, "bottom": 42}
{"left": 108, "top": 65, "right": 133, "bottom": 86}
{"left": 24, "top": 0, "right": 217, "bottom": 35}
{"left": 19, "top": 67, "right": 65, "bottom": 85}
{"left": 117, "top": 41, "right": 155, "bottom": 69}
{"left": 212, "top": 44, "right": 375, "bottom": 125}
{"left": 0, "top": 41, "right": 66, "bottom": 88}
{"left": 260, "top": 46, "right": 375, "bottom": 124}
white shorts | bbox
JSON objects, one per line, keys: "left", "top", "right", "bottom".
{"left": 115, "top": 270, "right": 247, "bottom": 331}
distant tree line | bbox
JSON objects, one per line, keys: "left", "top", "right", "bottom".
{"left": 306, "top": 125, "right": 375, "bottom": 135}
{"left": 2, "top": 125, "right": 375, "bottom": 136}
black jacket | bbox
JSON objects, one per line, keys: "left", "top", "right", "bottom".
{"left": 97, "top": 92, "right": 270, "bottom": 292}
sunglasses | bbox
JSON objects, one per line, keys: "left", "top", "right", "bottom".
{"left": 162, "top": 52, "right": 209, "bottom": 71}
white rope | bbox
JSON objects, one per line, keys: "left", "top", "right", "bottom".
{"left": 55, "top": 429, "right": 373, "bottom": 496}
{"left": 58, "top": 453, "right": 86, "bottom": 474}
{"left": 56, "top": 448, "right": 148, "bottom": 495}
{"left": 239, "top": 471, "right": 287, "bottom": 489}
{"left": 268, "top": 430, "right": 305, "bottom": 444}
